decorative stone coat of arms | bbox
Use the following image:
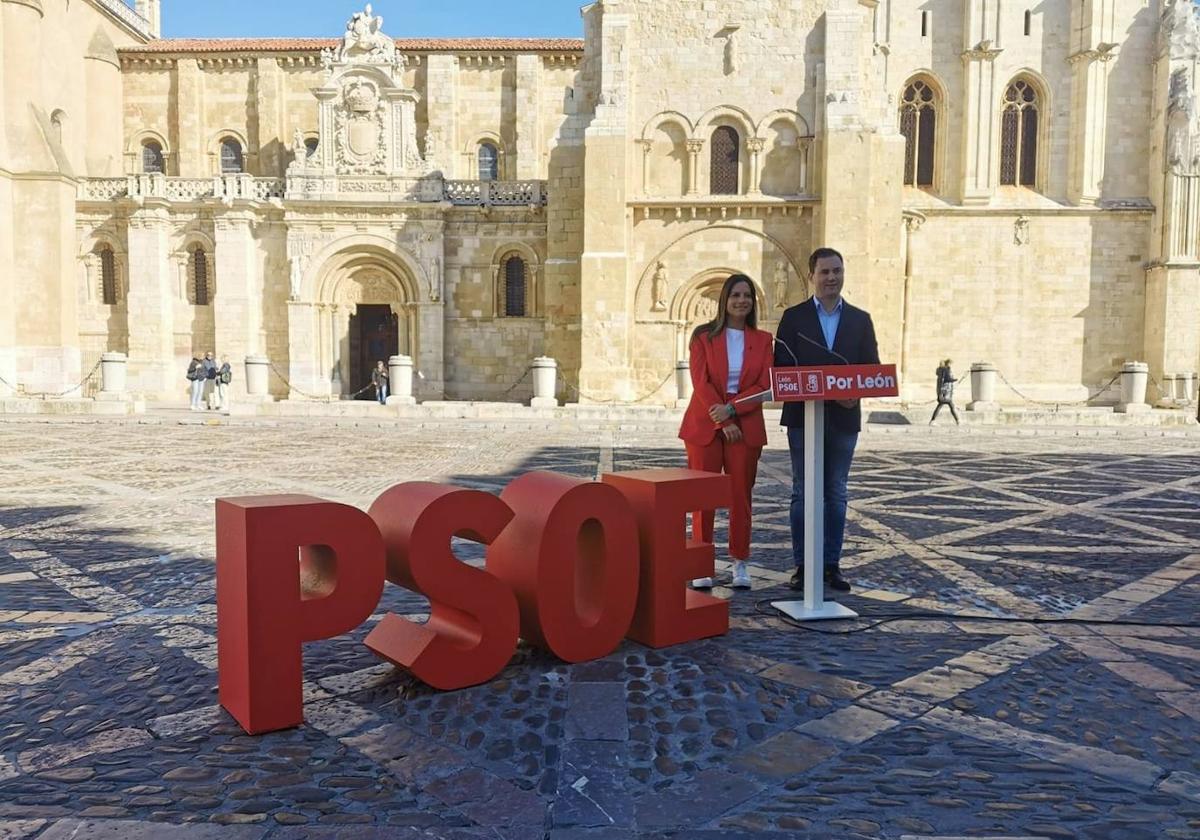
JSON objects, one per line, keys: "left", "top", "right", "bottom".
{"left": 292, "top": 5, "right": 426, "bottom": 185}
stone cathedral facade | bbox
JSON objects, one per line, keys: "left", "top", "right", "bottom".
{"left": 2, "top": 0, "right": 1198, "bottom": 406}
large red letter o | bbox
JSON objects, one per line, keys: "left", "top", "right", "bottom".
{"left": 488, "top": 471, "right": 639, "bottom": 662}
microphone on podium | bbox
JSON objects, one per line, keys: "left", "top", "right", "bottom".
{"left": 794, "top": 331, "right": 851, "bottom": 366}
{"left": 773, "top": 337, "right": 800, "bottom": 366}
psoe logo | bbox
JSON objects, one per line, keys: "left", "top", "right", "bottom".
{"left": 216, "top": 469, "right": 732, "bottom": 735}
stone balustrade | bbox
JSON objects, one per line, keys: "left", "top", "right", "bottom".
{"left": 443, "top": 180, "right": 547, "bottom": 207}
{"left": 80, "top": 176, "right": 546, "bottom": 207}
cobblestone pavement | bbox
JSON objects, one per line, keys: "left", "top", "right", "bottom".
{"left": 0, "top": 416, "right": 1198, "bottom": 839}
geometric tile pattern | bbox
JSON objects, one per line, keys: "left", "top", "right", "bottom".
{"left": 0, "top": 418, "right": 1198, "bottom": 838}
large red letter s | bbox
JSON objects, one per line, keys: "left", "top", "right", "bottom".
{"left": 365, "top": 483, "right": 519, "bottom": 690}
{"left": 216, "top": 495, "right": 386, "bottom": 735}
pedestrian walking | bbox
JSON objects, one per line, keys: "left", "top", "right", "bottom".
{"left": 930, "top": 359, "right": 960, "bottom": 425}
{"left": 371, "top": 360, "right": 389, "bottom": 405}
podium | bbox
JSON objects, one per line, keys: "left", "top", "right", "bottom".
{"left": 756, "top": 364, "right": 899, "bottom": 621}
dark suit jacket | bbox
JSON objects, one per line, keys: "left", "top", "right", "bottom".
{"left": 774, "top": 296, "right": 880, "bottom": 432}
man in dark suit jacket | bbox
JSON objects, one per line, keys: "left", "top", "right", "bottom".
{"left": 774, "top": 247, "right": 880, "bottom": 594}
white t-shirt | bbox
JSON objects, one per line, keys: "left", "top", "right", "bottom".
{"left": 725, "top": 328, "right": 745, "bottom": 395}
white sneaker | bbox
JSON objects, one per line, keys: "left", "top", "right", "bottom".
{"left": 691, "top": 577, "right": 716, "bottom": 589}
{"left": 731, "top": 561, "right": 752, "bottom": 589}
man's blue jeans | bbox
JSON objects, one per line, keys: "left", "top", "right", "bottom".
{"left": 377, "top": 385, "right": 389, "bottom": 405}
{"left": 787, "top": 425, "right": 859, "bottom": 572}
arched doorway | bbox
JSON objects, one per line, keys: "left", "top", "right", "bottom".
{"left": 328, "top": 262, "right": 414, "bottom": 398}
{"left": 670, "top": 270, "right": 766, "bottom": 359}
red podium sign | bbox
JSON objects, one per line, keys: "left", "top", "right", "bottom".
{"left": 771, "top": 364, "right": 899, "bottom": 401}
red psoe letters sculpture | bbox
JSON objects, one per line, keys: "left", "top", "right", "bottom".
{"left": 216, "top": 469, "right": 733, "bottom": 735}
{"left": 364, "top": 483, "right": 519, "bottom": 690}
{"left": 216, "top": 495, "right": 386, "bottom": 735}
{"left": 489, "top": 472, "right": 640, "bottom": 662}
{"left": 602, "top": 469, "right": 731, "bottom": 648}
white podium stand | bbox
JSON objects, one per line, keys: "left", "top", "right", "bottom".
{"left": 770, "top": 399, "right": 859, "bottom": 621}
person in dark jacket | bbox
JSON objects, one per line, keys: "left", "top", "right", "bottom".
{"left": 187, "top": 354, "right": 205, "bottom": 411}
{"left": 371, "top": 360, "right": 389, "bottom": 404}
{"left": 930, "top": 359, "right": 960, "bottom": 425}
{"left": 774, "top": 247, "right": 880, "bottom": 594}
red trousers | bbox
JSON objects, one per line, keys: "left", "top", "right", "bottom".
{"left": 685, "top": 436, "right": 763, "bottom": 560}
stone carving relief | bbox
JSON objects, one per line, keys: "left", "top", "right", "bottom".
{"left": 332, "top": 4, "right": 399, "bottom": 67}
{"left": 1166, "top": 67, "right": 1200, "bottom": 176}
{"left": 335, "top": 80, "right": 387, "bottom": 174}
{"left": 1163, "top": 0, "right": 1200, "bottom": 59}
{"left": 339, "top": 273, "right": 396, "bottom": 305}
{"left": 1013, "top": 215, "right": 1030, "bottom": 246}
{"left": 773, "top": 261, "right": 791, "bottom": 309}
{"left": 650, "top": 261, "right": 668, "bottom": 312}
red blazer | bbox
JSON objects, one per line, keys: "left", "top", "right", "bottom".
{"left": 679, "top": 327, "right": 773, "bottom": 447}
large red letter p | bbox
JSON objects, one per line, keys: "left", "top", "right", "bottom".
{"left": 216, "top": 495, "right": 385, "bottom": 735}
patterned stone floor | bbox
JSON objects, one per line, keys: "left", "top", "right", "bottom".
{"left": 0, "top": 416, "right": 1198, "bottom": 839}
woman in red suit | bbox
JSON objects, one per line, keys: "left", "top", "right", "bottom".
{"left": 679, "top": 273, "right": 773, "bottom": 590}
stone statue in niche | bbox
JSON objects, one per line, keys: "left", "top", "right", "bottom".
{"left": 724, "top": 28, "right": 739, "bottom": 75}
{"left": 774, "top": 261, "right": 791, "bottom": 309}
{"left": 650, "top": 261, "right": 668, "bottom": 312}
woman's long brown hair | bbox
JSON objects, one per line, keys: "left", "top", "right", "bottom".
{"left": 691, "top": 273, "right": 757, "bottom": 343}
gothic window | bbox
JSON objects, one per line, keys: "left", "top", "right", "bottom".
{"left": 1001, "top": 79, "right": 1039, "bottom": 187}
{"left": 479, "top": 142, "right": 499, "bottom": 181}
{"left": 99, "top": 248, "right": 118, "bottom": 306}
{"left": 900, "top": 80, "right": 937, "bottom": 187}
{"left": 304, "top": 137, "right": 319, "bottom": 158}
{"left": 710, "top": 126, "right": 740, "bottom": 195}
{"left": 142, "top": 141, "right": 164, "bottom": 174}
{"left": 503, "top": 255, "right": 527, "bottom": 317}
{"left": 192, "top": 248, "right": 211, "bottom": 306}
{"left": 219, "top": 137, "right": 244, "bottom": 174}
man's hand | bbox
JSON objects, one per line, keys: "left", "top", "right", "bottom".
{"left": 836, "top": 398, "right": 859, "bottom": 409}
{"left": 721, "top": 424, "right": 743, "bottom": 443}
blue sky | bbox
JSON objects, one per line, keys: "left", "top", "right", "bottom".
{"left": 160, "top": 1, "right": 585, "bottom": 39}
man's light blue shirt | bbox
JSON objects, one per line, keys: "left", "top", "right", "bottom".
{"left": 814, "top": 296, "right": 844, "bottom": 351}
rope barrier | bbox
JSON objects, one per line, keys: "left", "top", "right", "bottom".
{"left": 566, "top": 369, "right": 677, "bottom": 405}
{"left": 0, "top": 361, "right": 103, "bottom": 399}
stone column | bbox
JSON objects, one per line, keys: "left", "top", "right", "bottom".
{"left": 636, "top": 139, "right": 652, "bottom": 194}
{"left": 175, "top": 58, "right": 206, "bottom": 176}
{"left": 577, "top": 4, "right": 635, "bottom": 401}
{"left": 816, "top": 0, "right": 906, "bottom": 366}
{"left": 415, "top": 303, "right": 445, "bottom": 399}
{"left": 125, "top": 203, "right": 176, "bottom": 397}
{"left": 1066, "top": 0, "right": 1118, "bottom": 205}
{"left": 747, "top": 137, "right": 765, "bottom": 195}
{"left": 425, "top": 55, "right": 459, "bottom": 175}
{"left": 1144, "top": 263, "right": 1200, "bottom": 403}
{"left": 255, "top": 57, "right": 284, "bottom": 176}
{"left": 286, "top": 301, "right": 322, "bottom": 399}
{"left": 515, "top": 54, "right": 542, "bottom": 180}
{"left": 959, "top": 44, "right": 1003, "bottom": 204}
{"left": 686, "top": 139, "right": 704, "bottom": 196}
{"left": 213, "top": 209, "right": 260, "bottom": 400}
